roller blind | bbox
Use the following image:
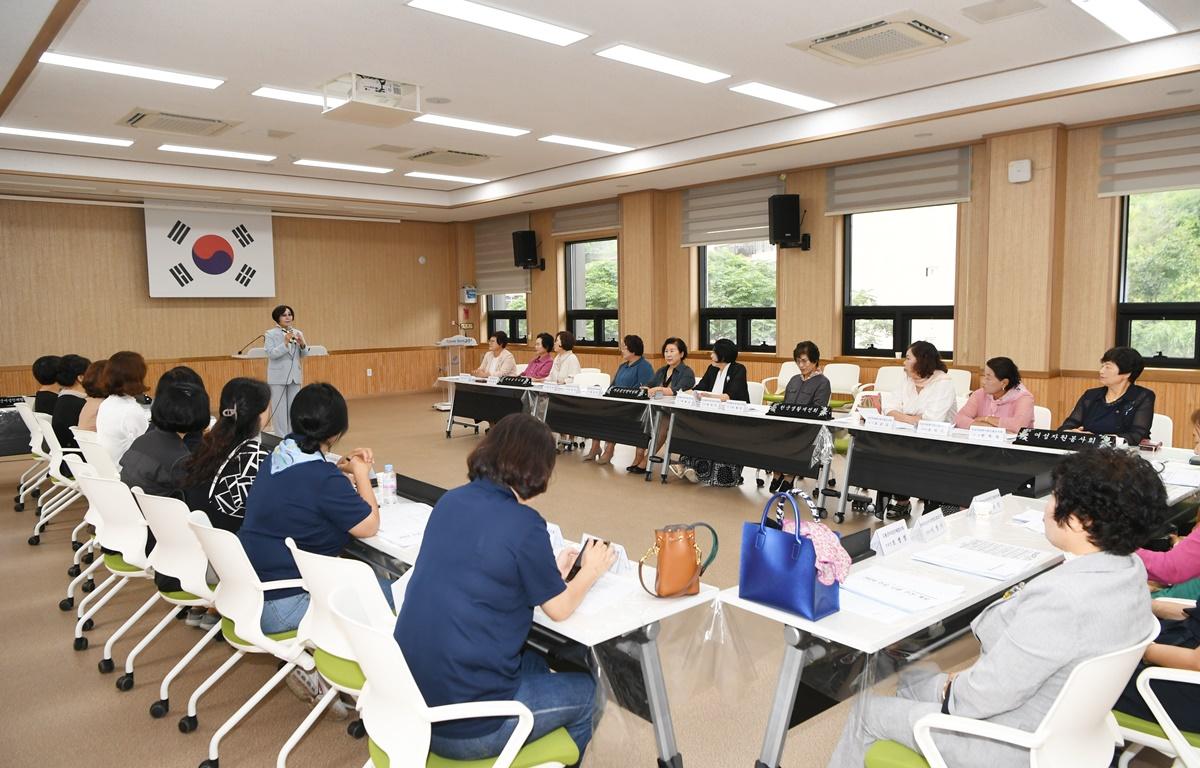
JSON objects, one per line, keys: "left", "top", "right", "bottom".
{"left": 682, "top": 175, "right": 784, "bottom": 246}
{"left": 473, "top": 214, "right": 530, "bottom": 294}
{"left": 1099, "top": 111, "right": 1200, "bottom": 198}
{"left": 551, "top": 201, "right": 620, "bottom": 236}
{"left": 826, "top": 147, "right": 971, "bottom": 216}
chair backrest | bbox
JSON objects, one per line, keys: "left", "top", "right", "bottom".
{"left": 134, "top": 490, "right": 215, "bottom": 601}
{"left": 747, "top": 381, "right": 766, "bottom": 406}
{"left": 286, "top": 538, "right": 395, "bottom": 660}
{"left": 873, "top": 366, "right": 907, "bottom": 393}
{"left": 1151, "top": 413, "right": 1174, "bottom": 448}
{"left": 62, "top": 455, "right": 101, "bottom": 526}
{"left": 822, "top": 363, "right": 861, "bottom": 394}
{"left": 329, "top": 586, "right": 435, "bottom": 766}
{"left": 769, "top": 361, "right": 801, "bottom": 394}
{"left": 1028, "top": 617, "right": 1159, "bottom": 767}
{"left": 71, "top": 428, "right": 120, "bottom": 479}
{"left": 572, "top": 371, "right": 611, "bottom": 390}
{"left": 513, "top": 363, "right": 528, "bottom": 375}
{"left": 14, "top": 402, "right": 47, "bottom": 456}
{"left": 1033, "top": 405, "right": 1052, "bottom": 430}
{"left": 578, "top": 367, "right": 601, "bottom": 374}
{"left": 74, "top": 474, "right": 150, "bottom": 567}
{"left": 947, "top": 369, "right": 973, "bottom": 398}
{"left": 35, "top": 412, "right": 72, "bottom": 482}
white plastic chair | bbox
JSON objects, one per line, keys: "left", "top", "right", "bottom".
{"left": 579, "top": 367, "right": 602, "bottom": 374}
{"left": 328, "top": 586, "right": 578, "bottom": 768}
{"left": 59, "top": 455, "right": 103, "bottom": 601}
{"left": 901, "top": 617, "right": 1159, "bottom": 768}
{"left": 1034, "top": 406, "right": 1052, "bottom": 430}
{"left": 858, "top": 366, "right": 907, "bottom": 395}
{"left": 1151, "top": 414, "right": 1175, "bottom": 448}
{"left": 514, "top": 363, "right": 528, "bottom": 376}
{"left": 1116, "top": 666, "right": 1200, "bottom": 767}
{"left": 822, "top": 363, "right": 861, "bottom": 396}
{"left": 29, "top": 412, "right": 85, "bottom": 545}
{"left": 747, "top": 381, "right": 766, "bottom": 406}
{"left": 11, "top": 401, "right": 50, "bottom": 511}
{"left": 184, "top": 511, "right": 315, "bottom": 765}
{"left": 947, "top": 369, "right": 973, "bottom": 399}
{"left": 65, "top": 429, "right": 120, "bottom": 575}
{"left": 761, "top": 361, "right": 801, "bottom": 397}
{"left": 572, "top": 371, "right": 611, "bottom": 390}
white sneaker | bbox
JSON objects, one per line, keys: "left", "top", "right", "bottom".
{"left": 683, "top": 468, "right": 700, "bottom": 484}
{"left": 184, "top": 607, "right": 206, "bottom": 627}
{"left": 326, "top": 695, "right": 351, "bottom": 721}
{"left": 198, "top": 612, "right": 219, "bottom": 631}
{"left": 286, "top": 667, "right": 322, "bottom": 705}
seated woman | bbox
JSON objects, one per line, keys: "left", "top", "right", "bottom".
{"left": 770, "top": 341, "right": 832, "bottom": 493}
{"left": 96, "top": 351, "right": 151, "bottom": 466}
{"left": 51, "top": 354, "right": 92, "bottom": 451}
{"left": 31, "top": 355, "right": 62, "bottom": 415}
{"left": 471, "top": 331, "right": 517, "bottom": 379}
{"left": 886, "top": 340, "right": 958, "bottom": 425}
{"left": 182, "top": 377, "right": 272, "bottom": 533}
{"left": 628, "top": 337, "right": 695, "bottom": 475}
{"left": 1060, "top": 346, "right": 1156, "bottom": 446}
{"left": 524, "top": 333, "right": 556, "bottom": 380}
{"left": 545, "top": 330, "right": 581, "bottom": 384}
{"left": 953, "top": 356, "right": 1034, "bottom": 433}
{"left": 120, "top": 378, "right": 210, "bottom": 499}
{"left": 829, "top": 448, "right": 1161, "bottom": 768}
{"left": 1132, "top": 409, "right": 1200, "bottom": 601}
{"left": 396, "top": 413, "right": 614, "bottom": 763}
{"left": 582, "top": 334, "right": 654, "bottom": 464}
{"left": 680, "top": 338, "right": 750, "bottom": 486}
{"left": 155, "top": 366, "right": 207, "bottom": 450}
{"left": 76, "top": 360, "right": 107, "bottom": 432}
{"left": 1114, "top": 596, "right": 1200, "bottom": 736}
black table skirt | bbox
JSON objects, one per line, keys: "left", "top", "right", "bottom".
{"left": 0, "top": 409, "right": 30, "bottom": 457}
{"left": 543, "top": 395, "right": 652, "bottom": 446}
{"left": 667, "top": 408, "right": 826, "bottom": 478}
{"left": 450, "top": 383, "right": 529, "bottom": 424}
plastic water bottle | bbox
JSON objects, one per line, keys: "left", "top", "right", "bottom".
{"left": 378, "top": 464, "right": 397, "bottom": 505}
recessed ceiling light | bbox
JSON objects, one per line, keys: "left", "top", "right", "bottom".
{"left": 729, "top": 82, "right": 835, "bottom": 111}
{"left": 405, "top": 171, "right": 490, "bottom": 184}
{"left": 538, "top": 135, "right": 632, "bottom": 153}
{"left": 413, "top": 113, "right": 528, "bottom": 136}
{"left": 0, "top": 126, "right": 133, "bottom": 147}
{"left": 615, "top": 184, "right": 631, "bottom": 188}
{"left": 294, "top": 159, "right": 393, "bottom": 174}
{"left": 252, "top": 86, "right": 347, "bottom": 109}
{"left": 158, "top": 144, "right": 276, "bottom": 162}
{"left": 425, "top": 96, "right": 452, "bottom": 104}
{"left": 595, "top": 45, "right": 729, "bottom": 84}
{"left": 1167, "top": 88, "right": 1194, "bottom": 96}
{"left": 1069, "top": 0, "right": 1176, "bottom": 42}
{"left": 521, "top": 200, "right": 535, "bottom": 204}
{"left": 914, "top": 131, "right": 934, "bottom": 138}
{"left": 39, "top": 51, "right": 223, "bottom": 89}
{"left": 741, "top": 162, "right": 758, "bottom": 167}
{"left": 407, "top": 0, "right": 587, "bottom": 46}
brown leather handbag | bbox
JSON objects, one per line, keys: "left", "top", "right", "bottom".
{"left": 638, "top": 522, "right": 718, "bottom": 597}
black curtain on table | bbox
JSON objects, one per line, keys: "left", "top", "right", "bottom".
{"left": 543, "top": 395, "right": 652, "bottom": 446}
{"left": 667, "top": 410, "right": 826, "bottom": 478}
{"left": 450, "top": 383, "right": 528, "bottom": 424}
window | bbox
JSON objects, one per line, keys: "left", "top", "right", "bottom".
{"left": 843, "top": 204, "right": 957, "bottom": 357}
{"left": 486, "top": 293, "right": 527, "bottom": 344}
{"left": 698, "top": 240, "right": 777, "bottom": 352}
{"left": 565, "top": 238, "right": 618, "bottom": 346}
{"left": 1117, "top": 189, "right": 1200, "bottom": 368}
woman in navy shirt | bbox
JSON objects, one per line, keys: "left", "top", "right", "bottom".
{"left": 582, "top": 334, "right": 654, "bottom": 465}
{"left": 1060, "top": 346, "right": 1156, "bottom": 445}
{"left": 396, "top": 414, "right": 615, "bottom": 762}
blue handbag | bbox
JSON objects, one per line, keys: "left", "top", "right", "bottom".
{"left": 738, "top": 492, "right": 840, "bottom": 621}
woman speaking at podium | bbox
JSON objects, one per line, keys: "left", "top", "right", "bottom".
{"left": 264, "top": 304, "right": 309, "bottom": 436}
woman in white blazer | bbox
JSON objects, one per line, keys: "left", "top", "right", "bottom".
{"left": 95, "top": 351, "right": 150, "bottom": 466}
{"left": 885, "top": 341, "right": 958, "bottom": 425}
{"left": 264, "top": 304, "right": 309, "bottom": 436}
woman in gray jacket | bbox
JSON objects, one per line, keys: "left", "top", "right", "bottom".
{"left": 264, "top": 304, "right": 309, "bottom": 436}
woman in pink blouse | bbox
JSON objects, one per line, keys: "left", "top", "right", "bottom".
{"left": 953, "top": 357, "right": 1035, "bottom": 433}
{"left": 524, "top": 332, "right": 556, "bottom": 380}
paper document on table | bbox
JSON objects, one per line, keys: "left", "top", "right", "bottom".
{"left": 572, "top": 573, "right": 636, "bottom": 616}
{"left": 1161, "top": 468, "right": 1200, "bottom": 488}
{"left": 839, "top": 591, "right": 909, "bottom": 623}
{"left": 842, "top": 566, "right": 964, "bottom": 613}
{"left": 376, "top": 502, "right": 432, "bottom": 548}
{"left": 912, "top": 537, "right": 1045, "bottom": 580}
{"left": 1010, "top": 509, "right": 1047, "bottom": 535}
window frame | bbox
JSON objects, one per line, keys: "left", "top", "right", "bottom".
{"left": 841, "top": 212, "right": 955, "bottom": 359}
{"left": 697, "top": 243, "right": 778, "bottom": 353}
{"left": 564, "top": 236, "right": 619, "bottom": 348}
{"left": 485, "top": 294, "right": 527, "bottom": 345}
{"left": 1115, "top": 196, "right": 1200, "bottom": 369}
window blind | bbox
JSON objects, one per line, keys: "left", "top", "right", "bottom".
{"left": 551, "top": 201, "right": 620, "bottom": 236}
{"left": 1099, "top": 111, "right": 1200, "bottom": 198}
{"left": 682, "top": 175, "right": 784, "bottom": 246}
{"left": 473, "top": 214, "right": 531, "bottom": 294}
{"left": 826, "top": 147, "right": 971, "bottom": 216}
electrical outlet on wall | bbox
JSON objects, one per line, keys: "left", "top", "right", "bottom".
{"left": 366, "top": 368, "right": 373, "bottom": 377}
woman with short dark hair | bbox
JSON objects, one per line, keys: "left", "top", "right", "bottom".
{"left": 1060, "top": 346, "right": 1156, "bottom": 445}
{"left": 96, "top": 351, "right": 150, "bottom": 465}
{"left": 120, "top": 379, "right": 210, "bottom": 498}
{"left": 886, "top": 340, "right": 958, "bottom": 425}
{"left": 629, "top": 337, "right": 696, "bottom": 475}
{"left": 472, "top": 331, "right": 517, "bottom": 378}
{"left": 770, "top": 341, "right": 831, "bottom": 493}
{"left": 396, "top": 414, "right": 614, "bottom": 763}
{"left": 31, "top": 355, "right": 62, "bottom": 415}
{"left": 583, "top": 335, "right": 654, "bottom": 464}
{"left": 954, "top": 356, "right": 1035, "bottom": 433}
{"left": 525, "top": 332, "right": 556, "bottom": 381}
{"left": 545, "top": 330, "right": 582, "bottom": 384}
{"left": 265, "top": 304, "right": 310, "bottom": 436}
{"left": 51, "top": 354, "right": 92, "bottom": 450}
{"left": 679, "top": 338, "right": 750, "bottom": 485}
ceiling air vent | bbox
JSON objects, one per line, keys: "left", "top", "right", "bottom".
{"left": 407, "top": 148, "right": 491, "bottom": 166}
{"left": 120, "top": 109, "right": 237, "bottom": 136}
{"left": 796, "top": 14, "right": 963, "bottom": 66}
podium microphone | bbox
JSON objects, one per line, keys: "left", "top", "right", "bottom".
{"left": 236, "top": 333, "right": 265, "bottom": 355}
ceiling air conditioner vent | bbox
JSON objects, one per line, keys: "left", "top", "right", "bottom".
{"left": 797, "top": 14, "right": 962, "bottom": 66}
{"left": 120, "top": 109, "right": 237, "bottom": 136}
{"left": 407, "top": 148, "right": 491, "bottom": 166}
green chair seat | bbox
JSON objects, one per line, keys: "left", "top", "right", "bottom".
{"left": 103, "top": 552, "right": 144, "bottom": 573}
{"left": 220, "top": 616, "right": 297, "bottom": 647}
{"left": 828, "top": 398, "right": 852, "bottom": 409}
{"left": 368, "top": 726, "right": 579, "bottom": 768}
{"left": 314, "top": 647, "right": 365, "bottom": 691}
{"left": 763, "top": 392, "right": 785, "bottom": 404}
{"left": 160, "top": 589, "right": 202, "bottom": 602}
{"left": 864, "top": 740, "right": 929, "bottom": 768}
{"left": 1115, "top": 710, "right": 1200, "bottom": 748}
{"left": 834, "top": 435, "right": 851, "bottom": 456}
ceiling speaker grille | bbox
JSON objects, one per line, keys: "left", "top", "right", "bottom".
{"left": 121, "top": 109, "right": 236, "bottom": 136}
{"left": 798, "top": 13, "right": 961, "bottom": 67}
{"left": 407, "top": 148, "right": 491, "bottom": 166}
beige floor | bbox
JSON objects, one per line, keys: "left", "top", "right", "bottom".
{"left": 0, "top": 392, "right": 1166, "bottom": 767}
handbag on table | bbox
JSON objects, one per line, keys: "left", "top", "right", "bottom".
{"left": 638, "top": 522, "right": 718, "bottom": 597}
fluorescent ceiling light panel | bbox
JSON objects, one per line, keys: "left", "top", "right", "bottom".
{"left": 39, "top": 51, "right": 223, "bottom": 89}
{"left": 0, "top": 126, "right": 133, "bottom": 146}
{"left": 407, "top": 0, "right": 587, "bottom": 46}
{"left": 730, "top": 82, "right": 835, "bottom": 112}
{"left": 405, "top": 171, "right": 489, "bottom": 184}
{"left": 595, "top": 45, "right": 728, "bottom": 84}
{"left": 414, "top": 113, "right": 528, "bottom": 136}
{"left": 1069, "top": 0, "right": 1176, "bottom": 42}
{"left": 294, "top": 159, "right": 393, "bottom": 174}
{"left": 539, "top": 134, "right": 632, "bottom": 153}
{"left": 252, "top": 86, "right": 347, "bottom": 108}
{"left": 158, "top": 144, "right": 276, "bottom": 162}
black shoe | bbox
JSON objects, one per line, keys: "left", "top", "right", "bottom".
{"left": 769, "top": 476, "right": 782, "bottom": 493}
{"left": 777, "top": 479, "right": 794, "bottom": 494}
{"left": 886, "top": 500, "right": 912, "bottom": 520}
{"left": 626, "top": 465, "right": 647, "bottom": 475}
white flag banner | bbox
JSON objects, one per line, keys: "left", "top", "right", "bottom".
{"left": 145, "top": 202, "right": 276, "bottom": 297}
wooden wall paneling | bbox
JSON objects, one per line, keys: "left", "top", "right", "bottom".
{"left": 526, "top": 211, "right": 561, "bottom": 337}
{"left": 1047, "top": 127, "right": 1070, "bottom": 371}
{"left": 780, "top": 168, "right": 838, "bottom": 355}
{"left": 1059, "top": 126, "right": 1121, "bottom": 370}
{"left": 450, "top": 221, "right": 478, "bottom": 331}
{"left": 651, "top": 191, "right": 695, "bottom": 349}
{"left": 618, "top": 192, "right": 655, "bottom": 342}
{"left": 954, "top": 143, "right": 990, "bottom": 367}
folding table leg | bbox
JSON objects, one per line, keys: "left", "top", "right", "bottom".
{"left": 631, "top": 621, "right": 682, "bottom": 768}
{"left": 836, "top": 435, "right": 857, "bottom": 522}
{"left": 755, "top": 626, "right": 810, "bottom": 768}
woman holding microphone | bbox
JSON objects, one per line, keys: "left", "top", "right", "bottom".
{"left": 265, "top": 304, "right": 309, "bottom": 436}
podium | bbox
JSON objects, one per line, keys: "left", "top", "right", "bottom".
{"left": 433, "top": 337, "right": 477, "bottom": 412}
{"left": 232, "top": 345, "right": 328, "bottom": 360}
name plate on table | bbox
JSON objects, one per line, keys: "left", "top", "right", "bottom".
{"left": 870, "top": 519, "right": 912, "bottom": 556}
{"left": 969, "top": 489, "right": 1004, "bottom": 517}
{"left": 914, "top": 509, "right": 948, "bottom": 541}
{"left": 864, "top": 414, "right": 897, "bottom": 430}
{"left": 768, "top": 403, "right": 833, "bottom": 420}
{"left": 585, "top": 385, "right": 604, "bottom": 396}
{"left": 917, "top": 420, "right": 953, "bottom": 437}
{"left": 968, "top": 425, "right": 1008, "bottom": 445}
{"left": 721, "top": 400, "right": 749, "bottom": 414}
{"left": 858, "top": 407, "right": 881, "bottom": 419}
{"left": 486, "top": 376, "right": 500, "bottom": 385}
{"left": 498, "top": 375, "right": 532, "bottom": 387}
{"left": 675, "top": 394, "right": 697, "bottom": 407}
{"left": 605, "top": 386, "right": 648, "bottom": 400}
{"left": 457, "top": 373, "right": 473, "bottom": 382}
{"left": 698, "top": 397, "right": 722, "bottom": 410}
{"left": 559, "top": 384, "right": 581, "bottom": 395}
{"left": 1014, "top": 428, "right": 1116, "bottom": 450}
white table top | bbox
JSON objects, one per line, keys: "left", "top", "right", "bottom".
{"left": 359, "top": 501, "right": 718, "bottom": 648}
{"left": 720, "top": 494, "right": 1064, "bottom": 654}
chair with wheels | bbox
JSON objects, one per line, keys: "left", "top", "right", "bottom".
{"left": 822, "top": 363, "right": 861, "bottom": 409}
{"left": 761, "top": 361, "right": 801, "bottom": 404}
{"left": 1151, "top": 414, "right": 1175, "bottom": 448}
{"left": 571, "top": 372, "right": 611, "bottom": 390}
{"left": 11, "top": 401, "right": 50, "bottom": 512}
{"left": 1033, "top": 406, "right": 1052, "bottom": 430}
{"left": 28, "top": 412, "right": 86, "bottom": 544}
{"left": 578, "top": 367, "right": 601, "bottom": 374}
{"left": 514, "top": 363, "right": 528, "bottom": 376}
{"left": 328, "top": 586, "right": 579, "bottom": 768}
{"left": 864, "top": 617, "right": 1159, "bottom": 768}
{"left": 66, "top": 429, "right": 120, "bottom": 572}
{"left": 946, "top": 369, "right": 973, "bottom": 400}
{"left": 1115, "top": 666, "right": 1200, "bottom": 768}
{"left": 747, "top": 381, "right": 766, "bottom": 406}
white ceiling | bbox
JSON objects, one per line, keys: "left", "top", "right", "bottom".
{"left": 0, "top": 0, "right": 1198, "bottom": 220}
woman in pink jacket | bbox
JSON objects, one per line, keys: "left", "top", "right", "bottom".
{"left": 1136, "top": 408, "right": 1200, "bottom": 599}
{"left": 954, "top": 357, "right": 1035, "bottom": 433}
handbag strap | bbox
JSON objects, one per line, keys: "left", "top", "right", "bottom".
{"left": 690, "top": 521, "right": 719, "bottom": 575}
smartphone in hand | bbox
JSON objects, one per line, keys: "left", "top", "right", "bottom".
{"left": 565, "top": 538, "right": 608, "bottom": 582}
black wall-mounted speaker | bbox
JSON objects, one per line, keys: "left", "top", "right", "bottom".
{"left": 512, "top": 230, "right": 539, "bottom": 268}
{"left": 768, "top": 194, "right": 802, "bottom": 247}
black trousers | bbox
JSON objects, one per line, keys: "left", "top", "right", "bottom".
{"left": 1113, "top": 619, "right": 1200, "bottom": 733}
